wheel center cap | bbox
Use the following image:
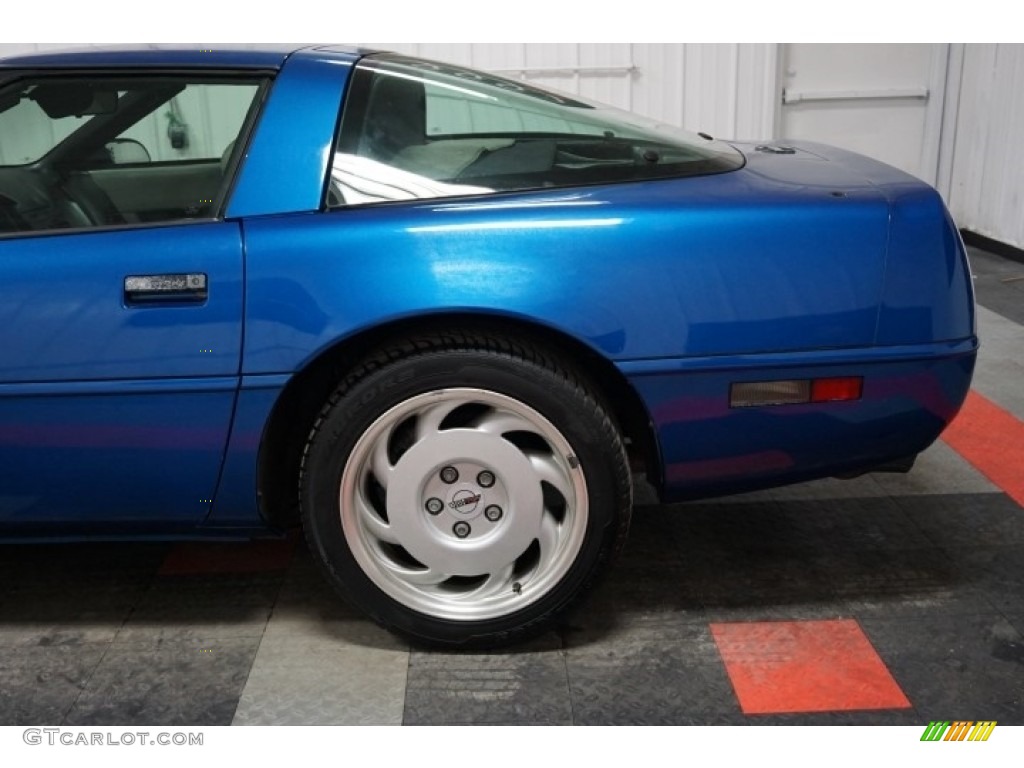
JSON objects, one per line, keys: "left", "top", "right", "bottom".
{"left": 386, "top": 431, "right": 543, "bottom": 575}
{"left": 449, "top": 489, "right": 481, "bottom": 514}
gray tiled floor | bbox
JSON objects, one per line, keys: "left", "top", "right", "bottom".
{"left": 234, "top": 632, "right": 409, "bottom": 725}
{"left": 404, "top": 636, "right": 572, "bottom": 725}
{"left": 968, "top": 247, "right": 1024, "bottom": 326}
{"left": 0, "top": 482, "right": 1021, "bottom": 726}
{"left": 565, "top": 622, "right": 739, "bottom": 725}
{"left": 64, "top": 636, "right": 262, "bottom": 726}
{"left": 0, "top": 644, "right": 107, "bottom": 724}
{"left": 233, "top": 555, "right": 409, "bottom": 726}
{"left": 970, "top": 305, "right": 1024, "bottom": 417}
{"left": 859, "top": 614, "right": 1024, "bottom": 721}
{"left": 116, "top": 574, "right": 282, "bottom": 643}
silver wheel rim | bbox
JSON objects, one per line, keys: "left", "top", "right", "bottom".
{"left": 339, "top": 387, "right": 588, "bottom": 621}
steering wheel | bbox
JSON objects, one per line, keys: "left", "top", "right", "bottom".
{"left": 0, "top": 192, "right": 32, "bottom": 233}
{"left": 59, "top": 171, "right": 126, "bottom": 227}
{"left": 0, "top": 164, "right": 128, "bottom": 233}
{"left": 0, "top": 167, "right": 82, "bottom": 232}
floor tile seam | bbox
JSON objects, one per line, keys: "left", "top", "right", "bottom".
{"left": 108, "top": 548, "right": 174, "bottom": 647}
{"left": 226, "top": 570, "right": 286, "bottom": 726}
{"left": 705, "top": 622, "right": 744, "bottom": 717}
{"left": 61, "top": 549, "right": 170, "bottom": 724}
{"left": 550, "top": 638, "right": 578, "bottom": 727}
{"left": 399, "top": 635, "right": 414, "bottom": 726}
{"left": 58, "top": 633, "right": 117, "bottom": 726}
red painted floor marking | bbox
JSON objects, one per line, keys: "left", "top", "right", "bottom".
{"left": 943, "top": 390, "right": 1024, "bottom": 508}
{"left": 710, "top": 619, "right": 911, "bottom": 715}
{"left": 158, "top": 538, "right": 295, "bottom": 576}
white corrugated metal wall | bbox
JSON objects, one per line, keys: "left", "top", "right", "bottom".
{"left": 944, "top": 44, "right": 1024, "bottom": 249}
{"left": 1, "top": 42, "right": 1022, "bottom": 248}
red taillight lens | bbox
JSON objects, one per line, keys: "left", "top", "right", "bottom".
{"left": 810, "top": 377, "right": 863, "bottom": 403}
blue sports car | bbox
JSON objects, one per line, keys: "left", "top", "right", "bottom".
{"left": 0, "top": 45, "right": 976, "bottom": 646}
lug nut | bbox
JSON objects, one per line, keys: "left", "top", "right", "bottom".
{"left": 440, "top": 466, "right": 459, "bottom": 484}
{"left": 477, "top": 470, "right": 495, "bottom": 488}
{"left": 484, "top": 504, "right": 503, "bottom": 522}
{"left": 453, "top": 521, "right": 471, "bottom": 538}
{"left": 425, "top": 497, "right": 444, "bottom": 515}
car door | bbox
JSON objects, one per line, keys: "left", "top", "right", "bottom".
{"left": 0, "top": 72, "right": 267, "bottom": 527}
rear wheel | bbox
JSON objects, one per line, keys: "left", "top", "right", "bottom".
{"left": 299, "top": 333, "right": 632, "bottom": 648}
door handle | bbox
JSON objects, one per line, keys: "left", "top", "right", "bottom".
{"left": 124, "top": 273, "right": 208, "bottom": 305}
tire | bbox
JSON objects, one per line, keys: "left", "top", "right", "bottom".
{"left": 299, "top": 331, "right": 632, "bottom": 648}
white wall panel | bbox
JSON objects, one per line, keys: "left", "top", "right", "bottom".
{"left": 779, "top": 44, "right": 941, "bottom": 182}
{"left": 577, "top": 44, "right": 632, "bottom": 109}
{"left": 736, "top": 44, "right": 778, "bottom": 140}
{"left": 947, "top": 44, "right": 1024, "bottom": 249}
{"left": 682, "top": 44, "right": 736, "bottom": 137}
{"left": 630, "top": 44, "right": 685, "bottom": 127}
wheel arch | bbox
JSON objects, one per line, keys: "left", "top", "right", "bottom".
{"left": 256, "top": 312, "right": 661, "bottom": 528}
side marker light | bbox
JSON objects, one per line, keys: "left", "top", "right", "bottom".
{"left": 730, "top": 377, "right": 863, "bottom": 408}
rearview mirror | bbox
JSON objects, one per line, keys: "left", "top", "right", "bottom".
{"left": 31, "top": 83, "right": 118, "bottom": 119}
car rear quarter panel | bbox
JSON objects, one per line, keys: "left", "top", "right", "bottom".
{"left": 239, "top": 175, "right": 892, "bottom": 374}
{"left": 225, "top": 175, "right": 893, "bottom": 521}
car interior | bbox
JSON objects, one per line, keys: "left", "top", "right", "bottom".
{"left": 0, "top": 77, "right": 261, "bottom": 236}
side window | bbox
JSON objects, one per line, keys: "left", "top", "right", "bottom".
{"left": 329, "top": 55, "right": 743, "bottom": 207}
{"left": 423, "top": 83, "right": 606, "bottom": 138}
{"left": 0, "top": 76, "right": 265, "bottom": 236}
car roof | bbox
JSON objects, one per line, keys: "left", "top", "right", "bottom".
{"left": 0, "top": 44, "right": 367, "bottom": 70}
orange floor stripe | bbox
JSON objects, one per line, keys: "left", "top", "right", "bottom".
{"left": 710, "top": 619, "right": 911, "bottom": 715}
{"left": 942, "top": 390, "right": 1024, "bottom": 508}
{"left": 158, "top": 539, "right": 295, "bottom": 576}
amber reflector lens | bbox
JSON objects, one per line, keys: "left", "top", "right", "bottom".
{"left": 810, "top": 377, "right": 863, "bottom": 403}
{"left": 730, "top": 380, "right": 811, "bottom": 407}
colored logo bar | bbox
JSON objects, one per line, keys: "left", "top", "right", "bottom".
{"left": 920, "top": 721, "right": 997, "bottom": 741}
